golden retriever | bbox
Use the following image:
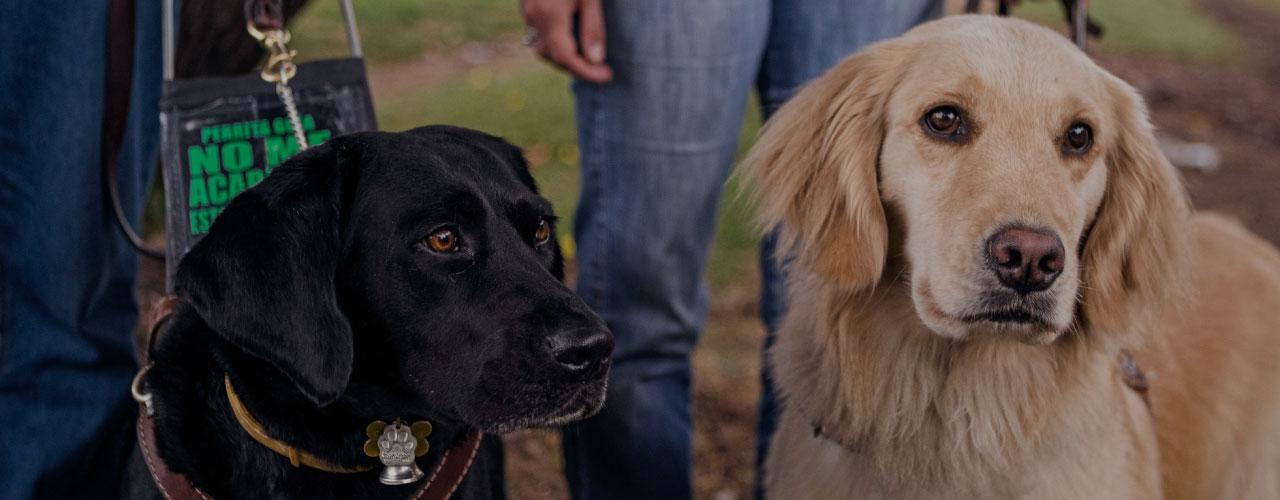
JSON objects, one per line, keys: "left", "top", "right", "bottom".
{"left": 742, "top": 15, "right": 1280, "bottom": 499}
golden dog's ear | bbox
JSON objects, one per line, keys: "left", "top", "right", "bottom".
{"left": 1080, "top": 79, "right": 1191, "bottom": 333}
{"left": 739, "top": 44, "right": 902, "bottom": 289}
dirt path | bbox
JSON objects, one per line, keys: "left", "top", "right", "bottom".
{"left": 366, "top": 39, "right": 534, "bottom": 99}
{"left": 1095, "top": 0, "right": 1280, "bottom": 245}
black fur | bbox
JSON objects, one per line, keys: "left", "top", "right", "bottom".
{"left": 129, "top": 126, "right": 612, "bottom": 499}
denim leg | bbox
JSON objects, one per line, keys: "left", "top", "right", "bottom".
{"left": 562, "top": 1, "right": 770, "bottom": 498}
{"left": 751, "top": 0, "right": 943, "bottom": 497}
{"left": 0, "top": 1, "right": 161, "bottom": 498}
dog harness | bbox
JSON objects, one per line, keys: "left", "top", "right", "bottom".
{"left": 132, "top": 296, "right": 484, "bottom": 500}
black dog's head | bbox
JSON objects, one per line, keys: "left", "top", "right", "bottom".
{"left": 175, "top": 125, "right": 612, "bottom": 433}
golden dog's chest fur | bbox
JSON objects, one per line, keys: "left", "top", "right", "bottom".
{"left": 767, "top": 272, "right": 1162, "bottom": 498}
{"left": 744, "top": 15, "right": 1280, "bottom": 499}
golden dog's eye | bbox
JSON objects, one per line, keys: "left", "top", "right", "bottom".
{"left": 424, "top": 227, "right": 460, "bottom": 253}
{"left": 922, "top": 106, "right": 966, "bottom": 140}
{"left": 1064, "top": 123, "right": 1093, "bottom": 154}
{"left": 534, "top": 218, "right": 551, "bottom": 244}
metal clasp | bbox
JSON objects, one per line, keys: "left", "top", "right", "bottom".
{"left": 246, "top": 22, "right": 298, "bottom": 84}
{"left": 131, "top": 363, "right": 156, "bottom": 416}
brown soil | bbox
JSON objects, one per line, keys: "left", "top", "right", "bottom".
{"left": 365, "top": 39, "right": 531, "bottom": 98}
{"left": 1095, "top": 0, "right": 1280, "bottom": 246}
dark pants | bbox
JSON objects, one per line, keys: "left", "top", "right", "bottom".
{"left": 0, "top": 1, "right": 161, "bottom": 497}
{"left": 562, "top": 1, "right": 942, "bottom": 499}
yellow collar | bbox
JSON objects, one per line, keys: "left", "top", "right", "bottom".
{"left": 223, "top": 376, "right": 372, "bottom": 473}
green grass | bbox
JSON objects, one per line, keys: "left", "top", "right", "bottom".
{"left": 710, "top": 104, "right": 764, "bottom": 287}
{"left": 1014, "top": 0, "right": 1238, "bottom": 61}
{"left": 290, "top": 0, "right": 523, "bottom": 63}
{"left": 377, "top": 60, "right": 766, "bottom": 285}
{"left": 287, "top": 0, "right": 1244, "bottom": 65}
{"left": 377, "top": 64, "right": 581, "bottom": 221}
{"left": 1253, "top": 0, "right": 1280, "bottom": 14}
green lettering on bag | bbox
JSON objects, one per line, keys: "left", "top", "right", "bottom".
{"left": 221, "top": 141, "right": 253, "bottom": 173}
{"left": 265, "top": 135, "right": 299, "bottom": 168}
{"left": 189, "top": 177, "right": 209, "bottom": 208}
{"left": 188, "top": 144, "right": 220, "bottom": 176}
{"left": 186, "top": 116, "right": 333, "bottom": 234}
{"left": 207, "top": 175, "right": 228, "bottom": 204}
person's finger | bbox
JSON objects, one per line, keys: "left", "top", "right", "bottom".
{"left": 542, "top": 14, "right": 612, "bottom": 83}
{"left": 520, "top": 0, "right": 559, "bottom": 60}
{"left": 578, "top": 0, "right": 607, "bottom": 65}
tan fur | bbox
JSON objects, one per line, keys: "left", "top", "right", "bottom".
{"left": 742, "top": 15, "right": 1280, "bottom": 499}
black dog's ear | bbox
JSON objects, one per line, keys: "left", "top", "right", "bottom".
{"left": 175, "top": 137, "right": 365, "bottom": 406}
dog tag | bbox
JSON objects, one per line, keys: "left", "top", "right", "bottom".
{"left": 375, "top": 420, "right": 425, "bottom": 485}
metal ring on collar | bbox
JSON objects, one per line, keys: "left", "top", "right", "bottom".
{"left": 132, "top": 363, "right": 156, "bottom": 416}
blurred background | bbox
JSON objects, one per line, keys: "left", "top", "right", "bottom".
{"left": 140, "top": 0, "right": 1280, "bottom": 498}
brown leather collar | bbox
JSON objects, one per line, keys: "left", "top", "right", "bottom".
{"left": 135, "top": 296, "right": 484, "bottom": 499}
{"left": 222, "top": 375, "right": 373, "bottom": 474}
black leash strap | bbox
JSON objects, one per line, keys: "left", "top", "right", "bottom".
{"left": 104, "top": 0, "right": 165, "bottom": 260}
{"left": 245, "top": 0, "right": 287, "bottom": 31}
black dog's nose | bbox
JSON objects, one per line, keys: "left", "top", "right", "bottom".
{"left": 547, "top": 328, "right": 613, "bottom": 380}
{"left": 986, "top": 226, "right": 1065, "bottom": 295}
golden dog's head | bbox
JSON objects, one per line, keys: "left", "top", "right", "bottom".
{"left": 743, "top": 16, "right": 1189, "bottom": 342}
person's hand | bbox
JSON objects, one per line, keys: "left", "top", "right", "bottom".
{"left": 520, "top": 0, "right": 613, "bottom": 83}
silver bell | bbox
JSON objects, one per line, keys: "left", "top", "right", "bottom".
{"left": 376, "top": 421, "right": 425, "bottom": 485}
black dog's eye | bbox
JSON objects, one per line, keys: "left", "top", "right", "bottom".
{"left": 1064, "top": 122, "right": 1093, "bottom": 155}
{"left": 423, "top": 227, "right": 461, "bottom": 253}
{"left": 534, "top": 218, "right": 551, "bottom": 245}
{"left": 921, "top": 106, "right": 968, "bottom": 142}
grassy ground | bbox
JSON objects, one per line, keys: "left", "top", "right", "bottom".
{"left": 290, "top": 0, "right": 523, "bottom": 63}
{"left": 1013, "top": 0, "right": 1238, "bottom": 61}
{"left": 293, "top": 0, "right": 1243, "bottom": 64}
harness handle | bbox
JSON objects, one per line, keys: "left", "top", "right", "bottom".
{"left": 162, "top": 0, "right": 363, "bottom": 81}
{"left": 245, "top": 0, "right": 286, "bottom": 32}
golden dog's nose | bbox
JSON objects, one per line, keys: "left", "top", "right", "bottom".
{"left": 986, "top": 226, "right": 1065, "bottom": 295}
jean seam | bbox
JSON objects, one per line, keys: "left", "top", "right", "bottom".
{"left": 0, "top": 258, "right": 6, "bottom": 368}
{"left": 606, "top": 53, "right": 763, "bottom": 69}
{"left": 595, "top": 135, "right": 741, "bottom": 154}
{"left": 580, "top": 86, "right": 610, "bottom": 319}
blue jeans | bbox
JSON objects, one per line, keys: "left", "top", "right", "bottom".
{"left": 0, "top": 1, "right": 161, "bottom": 498}
{"left": 562, "top": 1, "right": 941, "bottom": 498}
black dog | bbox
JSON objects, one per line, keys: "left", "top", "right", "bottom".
{"left": 126, "top": 126, "right": 612, "bottom": 499}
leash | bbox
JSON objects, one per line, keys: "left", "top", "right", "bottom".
{"left": 132, "top": 296, "right": 484, "bottom": 500}
{"left": 103, "top": 0, "right": 165, "bottom": 260}
{"left": 245, "top": 0, "right": 310, "bottom": 151}
{"left": 964, "top": 0, "right": 1101, "bottom": 50}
